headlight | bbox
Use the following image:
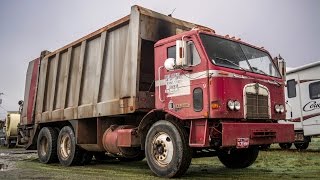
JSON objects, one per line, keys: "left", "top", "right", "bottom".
{"left": 279, "top": 105, "right": 284, "bottom": 113}
{"left": 227, "top": 100, "right": 235, "bottom": 110}
{"left": 275, "top": 104, "right": 280, "bottom": 113}
{"left": 234, "top": 101, "right": 241, "bottom": 111}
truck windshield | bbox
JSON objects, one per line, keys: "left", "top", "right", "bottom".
{"left": 200, "top": 33, "right": 281, "bottom": 78}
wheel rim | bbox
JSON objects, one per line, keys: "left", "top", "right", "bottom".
{"left": 151, "top": 132, "right": 174, "bottom": 167}
{"left": 39, "top": 136, "right": 48, "bottom": 157}
{"left": 60, "top": 133, "right": 71, "bottom": 160}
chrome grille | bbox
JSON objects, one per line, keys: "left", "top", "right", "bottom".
{"left": 246, "top": 93, "right": 269, "bottom": 119}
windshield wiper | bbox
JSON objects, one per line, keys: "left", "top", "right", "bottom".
{"left": 252, "top": 67, "right": 281, "bottom": 86}
{"left": 251, "top": 67, "right": 267, "bottom": 75}
{"left": 213, "top": 56, "right": 249, "bottom": 72}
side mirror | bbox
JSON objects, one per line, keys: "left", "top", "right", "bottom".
{"left": 277, "top": 55, "right": 286, "bottom": 80}
{"left": 176, "top": 40, "right": 188, "bottom": 67}
{"left": 164, "top": 58, "right": 175, "bottom": 71}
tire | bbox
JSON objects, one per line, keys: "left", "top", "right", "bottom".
{"left": 145, "top": 120, "right": 192, "bottom": 178}
{"left": 7, "top": 139, "right": 15, "bottom": 148}
{"left": 218, "top": 147, "right": 259, "bottom": 169}
{"left": 37, "top": 127, "right": 58, "bottom": 164}
{"left": 57, "top": 126, "right": 83, "bottom": 166}
{"left": 294, "top": 142, "right": 309, "bottom": 150}
{"left": 81, "top": 151, "right": 93, "bottom": 165}
{"left": 118, "top": 149, "right": 145, "bottom": 162}
{"left": 279, "top": 143, "right": 292, "bottom": 149}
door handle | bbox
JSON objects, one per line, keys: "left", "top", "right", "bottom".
{"left": 158, "top": 66, "right": 165, "bottom": 102}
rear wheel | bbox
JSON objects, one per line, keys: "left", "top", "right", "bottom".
{"left": 57, "top": 126, "right": 83, "bottom": 166}
{"left": 145, "top": 120, "right": 192, "bottom": 178}
{"left": 279, "top": 143, "right": 292, "bottom": 149}
{"left": 294, "top": 142, "right": 309, "bottom": 150}
{"left": 37, "top": 127, "right": 58, "bottom": 163}
{"left": 294, "top": 136, "right": 310, "bottom": 150}
{"left": 218, "top": 147, "right": 259, "bottom": 169}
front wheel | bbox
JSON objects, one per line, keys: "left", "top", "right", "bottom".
{"left": 218, "top": 147, "right": 259, "bottom": 169}
{"left": 279, "top": 143, "right": 292, "bottom": 150}
{"left": 145, "top": 120, "right": 192, "bottom": 178}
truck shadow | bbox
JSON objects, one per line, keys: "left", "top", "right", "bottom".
{"left": 263, "top": 148, "right": 320, "bottom": 153}
{"left": 24, "top": 158, "right": 287, "bottom": 179}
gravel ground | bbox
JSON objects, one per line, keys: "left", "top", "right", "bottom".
{"left": 0, "top": 148, "right": 37, "bottom": 172}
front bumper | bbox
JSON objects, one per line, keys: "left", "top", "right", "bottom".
{"left": 221, "top": 122, "right": 294, "bottom": 147}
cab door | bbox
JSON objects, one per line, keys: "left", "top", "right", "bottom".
{"left": 155, "top": 37, "right": 209, "bottom": 119}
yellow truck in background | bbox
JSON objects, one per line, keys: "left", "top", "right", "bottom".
{"left": 4, "top": 111, "right": 20, "bottom": 148}
{"left": 0, "top": 119, "right": 5, "bottom": 146}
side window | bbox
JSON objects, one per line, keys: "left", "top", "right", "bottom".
{"left": 166, "top": 41, "right": 201, "bottom": 66}
{"left": 167, "top": 46, "right": 176, "bottom": 59}
{"left": 187, "top": 42, "right": 201, "bottom": 66}
{"left": 309, "top": 81, "right": 320, "bottom": 99}
{"left": 287, "top": 79, "right": 296, "bottom": 98}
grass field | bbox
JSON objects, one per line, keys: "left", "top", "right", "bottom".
{"left": 1, "top": 138, "right": 320, "bottom": 179}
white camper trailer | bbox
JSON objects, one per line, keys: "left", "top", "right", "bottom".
{"left": 279, "top": 61, "right": 320, "bottom": 150}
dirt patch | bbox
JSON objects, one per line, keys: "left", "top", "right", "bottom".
{"left": 0, "top": 148, "right": 37, "bottom": 172}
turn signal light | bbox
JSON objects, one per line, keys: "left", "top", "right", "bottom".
{"left": 211, "top": 101, "right": 220, "bottom": 109}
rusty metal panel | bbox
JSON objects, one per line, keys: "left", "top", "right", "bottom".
{"left": 99, "top": 25, "right": 129, "bottom": 102}
{"left": 73, "top": 41, "right": 86, "bottom": 119}
{"left": 66, "top": 45, "right": 81, "bottom": 108}
{"left": 35, "top": 58, "right": 48, "bottom": 123}
{"left": 119, "top": 6, "right": 140, "bottom": 99}
{"left": 61, "top": 48, "right": 72, "bottom": 109}
{"left": 54, "top": 52, "right": 68, "bottom": 110}
{"left": 43, "top": 55, "right": 57, "bottom": 112}
{"left": 80, "top": 37, "right": 101, "bottom": 105}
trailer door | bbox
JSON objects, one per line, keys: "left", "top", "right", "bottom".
{"left": 286, "top": 74, "right": 303, "bottom": 130}
{"left": 300, "top": 79, "right": 320, "bottom": 136}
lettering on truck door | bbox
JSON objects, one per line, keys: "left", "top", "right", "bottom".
{"left": 161, "top": 39, "right": 209, "bottom": 119}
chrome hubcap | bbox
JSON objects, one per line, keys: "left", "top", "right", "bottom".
{"left": 60, "top": 134, "right": 71, "bottom": 160}
{"left": 39, "top": 136, "right": 48, "bottom": 157}
{"left": 151, "top": 132, "right": 174, "bottom": 167}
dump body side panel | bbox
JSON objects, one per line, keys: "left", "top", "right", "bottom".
{"left": 31, "top": 6, "right": 200, "bottom": 124}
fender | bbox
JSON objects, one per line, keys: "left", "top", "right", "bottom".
{"left": 138, "top": 109, "right": 165, "bottom": 149}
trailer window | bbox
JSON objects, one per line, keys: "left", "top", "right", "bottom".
{"left": 309, "top": 81, "right": 320, "bottom": 99}
{"left": 287, "top": 79, "right": 296, "bottom": 98}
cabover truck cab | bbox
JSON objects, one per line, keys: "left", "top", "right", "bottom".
{"left": 279, "top": 61, "right": 320, "bottom": 150}
{"left": 18, "top": 5, "right": 294, "bottom": 178}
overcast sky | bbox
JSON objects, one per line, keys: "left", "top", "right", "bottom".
{"left": 0, "top": 0, "right": 319, "bottom": 118}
